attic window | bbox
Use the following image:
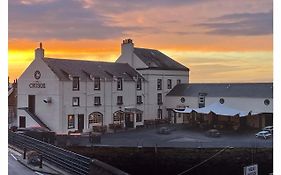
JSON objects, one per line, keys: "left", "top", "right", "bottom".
{"left": 72, "top": 77, "right": 79, "bottom": 91}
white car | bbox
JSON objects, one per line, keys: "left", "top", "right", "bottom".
{"left": 255, "top": 131, "right": 272, "bottom": 139}
{"left": 262, "top": 126, "right": 273, "bottom": 134}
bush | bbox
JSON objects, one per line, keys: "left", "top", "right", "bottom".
{"left": 26, "top": 151, "right": 41, "bottom": 166}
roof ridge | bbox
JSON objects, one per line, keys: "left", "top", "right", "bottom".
{"left": 44, "top": 57, "right": 128, "bottom": 65}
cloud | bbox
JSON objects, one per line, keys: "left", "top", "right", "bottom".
{"left": 197, "top": 10, "right": 273, "bottom": 36}
{"left": 9, "top": 0, "right": 126, "bottom": 40}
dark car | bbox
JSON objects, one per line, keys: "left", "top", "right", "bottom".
{"left": 157, "top": 127, "right": 171, "bottom": 135}
{"left": 16, "top": 126, "right": 56, "bottom": 144}
{"left": 205, "top": 129, "right": 221, "bottom": 137}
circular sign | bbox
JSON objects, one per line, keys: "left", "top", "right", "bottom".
{"left": 219, "top": 98, "right": 225, "bottom": 104}
{"left": 34, "top": 70, "right": 41, "bottom": 80}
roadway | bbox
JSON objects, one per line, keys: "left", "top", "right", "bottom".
{"left": 8, "top": 150, "right": 45, "bottom": 175}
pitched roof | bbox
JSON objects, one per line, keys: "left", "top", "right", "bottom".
{"left": 133, "top": 48, "right": 189, "bottom": 71}
{"left": 43, "top": 58, "right": 143, "bottom": 81}
{"left": 167, "top": 83, "right": 273, "bottom": 98}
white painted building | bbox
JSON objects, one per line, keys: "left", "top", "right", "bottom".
{"left": 165, "top": 83, "right": 273, "bottom": 128}
{"left": 116, "top": 39, "right": 189, "bottom": 120}
{"left": 17, "top": 40, "right": 189, "bottom": 134}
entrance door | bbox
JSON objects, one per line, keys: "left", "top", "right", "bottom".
{"left": 28, "top": 95, "right": 35, "bottom": 114}
{"left": 125, "top": 113, "right": 134, "bottom": 128}
{"left": 19, "top": 116, "right": 26, "bottom": 128}
{"left": 78, "top": 114, "right": 84, "bottom": 132}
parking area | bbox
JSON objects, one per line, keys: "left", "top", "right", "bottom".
{"left": 96, "top": 125, "right": 273, "bottom": 148}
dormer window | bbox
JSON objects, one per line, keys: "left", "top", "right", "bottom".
{"left": 157, "top": 79, "right": 162, "bottom": 90}
{"left": 94, "top": 77, "right": 101, "bottom": 90}
{"left": 117, "top": 78, "right": 123, "bottom": 90}
{"left": 72, "top": 77, "right": 79, "bottom": 91}
{"left": 136, "top": 78, "right": 142, "bottom": 90}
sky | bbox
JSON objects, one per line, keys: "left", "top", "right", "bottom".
{"left": 8, "top": 0, "right": 273, "bottom": 83}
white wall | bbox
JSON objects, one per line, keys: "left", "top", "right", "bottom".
{"left": 165, "top": 96, "right": 273, "bottom": 114}
{"left": 17, "top": 58, "right": 61, "bottom": 132}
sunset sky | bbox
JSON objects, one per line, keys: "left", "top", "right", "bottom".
{"left": 8, "top": 0, "right": 273, "bottom": 83}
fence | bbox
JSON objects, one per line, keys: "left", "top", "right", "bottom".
{"left": 8, "top": 131, "right": 129, "bottom": 175}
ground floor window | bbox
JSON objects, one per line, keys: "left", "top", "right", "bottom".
{"left": 136, "top": 113, "right": 142, "bottom": 122}
{"left": 89, "top": 112, "right": 103, "bottom": 124}
{"left": 113, "top": 110, "right": 124, "bottom": 122}
{"left": 68, "top": 114, "right": 75, "bottom": 129}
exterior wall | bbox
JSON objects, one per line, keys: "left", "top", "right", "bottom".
{"left": 117, "top": 52, "right": 148, "bottom": 70}
{"left": 61, "top": 78, "right": 145, "bottom": 133}
{"left": 165, "top": 96, "right": 273, "bottom": 114}
{"left": 139, "top": 69, "right": 189, "bottom": 120}
{"left": 17, "top": 58, "right": 61, "bottom": 132}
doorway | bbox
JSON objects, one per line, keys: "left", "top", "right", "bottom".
{"left": 28, "top": 95, "right": 35, "bottom": 114}
{"left": 125, "top": 113, "right": 134, "bottom": 128}
{"left": 19, "top": 116, "right": 26, "bottom": 128}
{"left": 78, "top": 114, "right": 84, "bottom": 132}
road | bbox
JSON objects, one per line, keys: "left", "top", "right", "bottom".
{"left": 8, "top": 151, "right": 45, "bottom": 175}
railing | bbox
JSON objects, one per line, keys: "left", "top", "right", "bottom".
{"left": 8, "top": 131, "right": 129, "bottom": 175}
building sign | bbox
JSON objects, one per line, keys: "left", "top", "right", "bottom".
{"left": 244, "top": 164, "right": 258, "bottom": 175}
{"left": 29, "top": 70, "right": 46, "bottom": 88}
{"left": 34, "top": 70, "right": 41, "bottom": 79}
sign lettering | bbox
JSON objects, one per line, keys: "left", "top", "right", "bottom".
{"left": 29, "top": 81, "right": 46, "bottom": 88}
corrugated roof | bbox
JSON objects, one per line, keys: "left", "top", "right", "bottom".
{"left": 167, "top": 83, "right": 273, "bottom": 98}
{"left": 43, "top": 58, "right": 143, "bottom": 81}
{"left": 133, "top": 48, "right": 189, "bottom": 71}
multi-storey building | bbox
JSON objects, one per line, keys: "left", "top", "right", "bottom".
{"left": 17, "top": 40, "right": 189, "bottom": 134}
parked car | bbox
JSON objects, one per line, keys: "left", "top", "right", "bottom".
{"left": 205, "top": 129, "right": 221, "bottom": 137}
{"left": 262, "top": 126, "right": 273, "bottom": 134}
{"left": 157, "top": 127, "right": 171, "bottom": 135}
{"left": 255, "top": 130, "right": 272, "bottom": 139}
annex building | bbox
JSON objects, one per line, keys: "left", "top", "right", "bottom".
{"left": 16, "top": 39, "right": 273, "bottom": 134}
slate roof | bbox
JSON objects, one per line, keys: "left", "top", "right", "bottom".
{"left": 43, "top": 58, "right": 143, "bottom": 81}
{"left": 167, "top": 83, "right": 273, "bottom": 98}
{"left": 133, "top": 48, "right": 189, "bottom": 71}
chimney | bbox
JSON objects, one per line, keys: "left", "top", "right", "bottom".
{"left": 121, "top": 39, "right": 134, "bottom": 55}
{"left": 120, "top": 39, "right": 134, "bottom": 66}
{"left": 35, "top": 42, "right": 45, "bottom": 59}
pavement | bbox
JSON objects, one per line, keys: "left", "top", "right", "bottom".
{"left": 8, "top": 146, "right": 70, "bottom": 175}
{"left": 90, "top": 126, "right": 273, "bottom": 148}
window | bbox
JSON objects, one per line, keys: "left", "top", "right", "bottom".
{"left": 177, "top": 79, "right": 181, "bottom": 85}
{"left": 157, "top": 109, "right": 162, "bottom": 119}
{"left": 94, "top": 96, "right": 101, "bottom": 106}
{"left": 89, "top": 112, "right": 103, "bottom": 124}
{"left": 117, "top": 78, "right": 123, "bottom": 90}
{"left": 137, "top": 96, "right": 143, "bottom": 104}
{"left": 157, "top": 79, "right": 162, "bottom": 90}
{"left": 264, "top": 99, "right": 270, "bottom": 106}
{"left": 219, "top": 98, "right": 225, "bottom": 104}
{"left": 157, "top": 93, "right": 162, "bottom": 105}
{"left": 180, "top": 97, "right": 185, "bottom": 103}
{"left": 113, "top": 111, "right": 124, "bottom": 122}
{"left": 167, "top": 79, "right": 172, "bottom": 89}
{"left": 68, "top": 115, "right": 75, "bottom": 129}
{"left": 72, "top": 77, "right": 79, "bottom": 91}
{"left": 136, "top": 78, "right": 142, "bottom": 90}
{"left": 94, "top": 77, "right": 100, "bottom": 90}
{"left": 72, "top": 97, "right": 80, "bottom": 106}
{"left": 198, "top": 93, "right": 206, "bottom": 108}
{"left": 136, "top": 113, "right": 142, "bottom": 122}
{"left": 117, "top": 96, "right": 123, "bottom": 105}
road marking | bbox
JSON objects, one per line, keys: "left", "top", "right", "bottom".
{"left": 10, "top": 153, "right": 18, "bottom": 161}
{"left": 35, "top": 172, "right": 45, "bottom": 175}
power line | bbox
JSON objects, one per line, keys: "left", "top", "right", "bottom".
{"left": 177, "top": 146, "right": 233, "bottom": 175}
